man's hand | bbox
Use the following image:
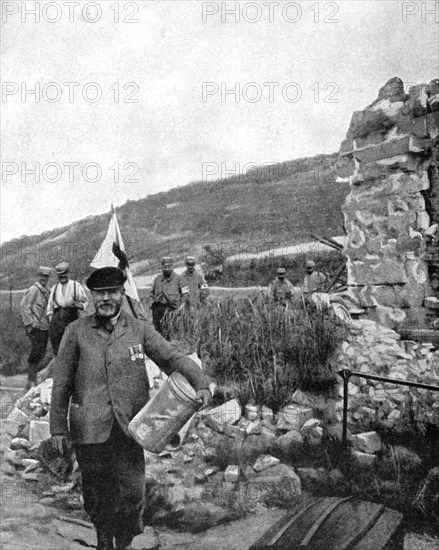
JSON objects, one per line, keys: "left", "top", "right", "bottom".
{"left": 72, "top": 301, "right": 85, "bottom": 310}
{"left": 25, "top": 325, "right": 34, "bottom": 335}
{"left": 195, "top": 389, "right": 211, "bottom": 409}
{"left": 51, "top": 434, "right": 71, "bottom": 455}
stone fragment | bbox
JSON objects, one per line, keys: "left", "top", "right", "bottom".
{"left": 1, "top": 462, "right": 16, "bottom": 476}
{"left": 204, "top": 466, "right": 219, "bottom": 476}
{"left": 243, "top": 465, "right": 256, "bottom": 479}
{"left": 245, "top": 421, "right": 262, "bottom": 435}
{"left": 10, "top": 438, "right": 32, "bottom": 450}
{"left": 224, "top": 465, "right": 240, "bottom": 483}
{"left": 277, "top": 405, "right": 313, "bottom": 432}
{"left": 403, "top": 533, "right": 439, "bottom": 550}
{"left": 201, "top": 399, "right": 242, "bottom": 426}
{"left": 297, "top": 467, "right": 328, "bottom": 488}
{"left": 21, "top": 472, "right": 39, "bottom": 481}
{"left": 21, "top": 458, "right": 39, "bottom": 470}
{"left": 183, "top": 455, "right": 193, "bottom": 463}
{"left": 290, "top": 389, "right": 311, "bottom": 406}
{"left": 352, "top": 450, "right": 376, "bottom": 467}
{"left": 307, "top": 426, "right": 323, "bottom": 446}
{"left": 299, "top": 419, "right": 320, "bottom": 435}
{"left": 29, "top": 420, "right": 51, "bottom": 448}
{"left": 260, "top": 406, "right": 274, "bottom": 423}
{"left": 4, "top": 449, "right": 28, "bottom": 466}
{"left": 39, "top": 378, "right": 53, "bottom": 404}
{"left": 245, "top": 404, "right": 259, "bottom": 421}
{"left": 248, "top": 464, "right": 301, "bottom": 506}
{"left": 351, "top": 431, "right": 382, "bottom": 454}
{"left": 274, "top": 430, "right": 304, "bottom": 458}
{"left": 253, "top": 455, "right": 280, "bottom": 472}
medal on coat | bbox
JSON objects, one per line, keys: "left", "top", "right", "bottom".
{"left": 129, "top": 344, "right": 144, "bottom": 361}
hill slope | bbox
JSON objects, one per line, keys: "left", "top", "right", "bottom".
{"left": 0, "top": 153, "right": 351, "bottom": 289}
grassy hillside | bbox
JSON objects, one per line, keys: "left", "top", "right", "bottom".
{"left": 0, "top": 153, "right": 351, "bottom": 289}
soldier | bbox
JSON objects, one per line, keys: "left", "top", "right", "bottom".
{"left": 180, "top": 256, "right": 210, "bottom": 306}
{"left": 50, "top": 266, "right": 210, "bottom": 550}
{"left": 267, "top": 267, "right": 296, "bottom": 306}
{"left": 150, "top": 257, "right": 183, "bottom": 334}
{"left": 47, "top": 262, "right": 88, "bottom": 355}
{"left": 20, "top": 266, "right": 52, "bottom": 390}
{"left": 302, "top": 260, "right": 326, "bottom": 294}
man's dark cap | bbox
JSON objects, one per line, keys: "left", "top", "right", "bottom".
{"left": 86, "top": 267, "right": 127, "bottom": 290}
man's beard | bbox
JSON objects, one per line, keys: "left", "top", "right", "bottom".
{"left": 95, "top": 302, "right": 121, "bottom": 319}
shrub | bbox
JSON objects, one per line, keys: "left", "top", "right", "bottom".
{"left": 163, "top": 294, "right": 347, "bottom": 411}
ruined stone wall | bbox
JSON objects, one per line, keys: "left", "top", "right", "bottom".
{"left": 340, "top": 77, "right": 439, "bottom": 328}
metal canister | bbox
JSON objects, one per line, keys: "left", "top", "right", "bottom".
{"left": 128, "top": 371, "right": 202, "bottom": 453}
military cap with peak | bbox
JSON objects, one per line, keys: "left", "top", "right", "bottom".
{"left": 38, "top": 266, "right": 52, "bottom": 276}
{"left": 86, "top": 267, "right": 127, "bottom": 290}
{"left": 55, "top": 261, "right": 69, "bottom": 274}
{"left": 161, "top": 256, "right": 173, "bottom": 265}
{"left": 185, "top": 256, "right": 196, "bottom": 266}
{"left": 277, "top": 268, "right": 286, "bottom": 275}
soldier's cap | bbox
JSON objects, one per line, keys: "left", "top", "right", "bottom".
{"left": 55, "top": 261, "right": 69, "bottom": 274}
{"left": 161, "top": 256, "right": 173, "bottom": 266}
{"left": 277, "top": 268, "right": 286, "bottom": 275}
{"left": 38, "top": 266, "right": 52, "bottom": 277}
{"left": 86, "top": 267, "right": 127, "bottom": 291}
{"left": 185, "top": 256, "right": 196, "bottom": 266}
{"left": 305, "top": 260, "right": 315, "bottom": 268}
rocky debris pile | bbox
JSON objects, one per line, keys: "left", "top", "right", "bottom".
{"left": 1, "top": 378, "right": 77, "bottom": 486}
{"left": 335, "top": 319, "right": 439, "bottom": 430}
{"left": 340, "top": 76, "right": 439, "bottom": 328}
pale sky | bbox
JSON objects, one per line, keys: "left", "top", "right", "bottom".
{"left": 1, "top": 0, "right": 438, "bottom": 243}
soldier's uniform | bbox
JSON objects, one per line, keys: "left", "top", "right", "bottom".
{"left": 267, "top": 268, "right": 296, "bottom": 307}
{"left": 20, "top": 266, "right": 51, "bottom": 387}
{"left": 180, "top": 256, "right": 209, "bottom": 305}
{"left": 47, "top": 262, "right": 88, "bottom": 354}
{"left": 150, "top": 257, "right": 183, "bottom": 334}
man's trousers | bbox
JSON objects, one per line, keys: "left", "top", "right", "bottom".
{"left": 74, "top": 420, "right": 145, "bottom": 540}
{"left": 49, "top": 307, "right": 79, "bottom": 355}
{"left": 26, "top": 328, "right": 49, "bottom": 383}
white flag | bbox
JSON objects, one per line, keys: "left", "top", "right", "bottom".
{"left": 91, "top": 212, "right": 140, "bottom": 301}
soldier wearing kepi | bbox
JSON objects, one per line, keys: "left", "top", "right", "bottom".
{"left": 302, "top": 260, "right": 326, "bottom": 294}
{"left": 47, "top": 261, "right": 88, "bottom": 355}
{"left": 50, "top": 267, "right": 210, "bottom": 550}
{"left": 150, "top": 257, "right": 183, "bottom": 334}
{"left": 267, "top": 267, "right": 296, "bottom": 307}
{"left": 20, "top": 266, "right": 52, "bottom": 390}
{"left": 180, "top": 256, "right": 210, "bottom": 306}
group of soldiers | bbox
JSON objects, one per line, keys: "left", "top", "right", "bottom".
{"left": 20, "top": 261, "right": 88, "bottom": 389}
{"left": 20, "top": 255, "right": 210, "bottom": 390}
{"left": 267, "top": 260, "right": 326, "bottom": 307}
{"left": 150, "top": 255, "right": 209, "bottom": 333}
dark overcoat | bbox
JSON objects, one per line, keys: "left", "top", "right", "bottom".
{"left": 50, "top": 310, "right": 209, "bottom": 444}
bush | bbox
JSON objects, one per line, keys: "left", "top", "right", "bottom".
{"left": 163, "top": 294, "right": 347, "bottom": 411}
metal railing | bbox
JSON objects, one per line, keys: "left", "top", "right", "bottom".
{"left": 338, "top": 368, "right": 439, "bottom": 447}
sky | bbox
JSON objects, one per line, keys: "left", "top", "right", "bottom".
{"left": 1, "top": 0, "right": 438, "bottom": 243}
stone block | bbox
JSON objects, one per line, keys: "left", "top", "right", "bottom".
{"left": 224, "top": 465, "right": 240, "bottom": 483}
{"left": 245, "top": 404, "right": 259, "bottom": 421}
{"left": 10, "top": 438, "right": 32, "bottom": 450}
{"left": 404, "top": 533, "right": 439, "bottom": 550}
{"left": 426, "top": 111, "right": 439, "bottom": 138}
{"left": 299, "top": 418, "right": 321, "bottom": 435}
{"left": 351, "top": 431, "right": 382, "bottom": 454}
{"left": 260, "top": 406, "right": 274, "bottom": 423}
{"left": 274, "top": 430, "right": 304, "bottom": 458}
{"left": 201, "top": 399, "right": 242, "bottom": 426}
{"left": 277, "top": 405, "right": 314, "bottom": 432}
{"left": 353, "top": 136, "right": 412, "bottom": 164}
{"left": 248, "top": 464, "right": 302, "bottom": 505}
{"left": 29, "top": 420, "right": 51, "bottom": 448}
{"left": 424, "top": 296, "right": 439, "bottom": 309}
{"left": 253, "top": 455, "right": 280, "bottom": 472}
{"left": 307, "top": 427, "right": 323, "bottom": 446}
{"left": 349, "top": 258, "right": 408, "bottom": 285}
{"left": 352, "top": 450, "right": 377, "bottom": 467}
